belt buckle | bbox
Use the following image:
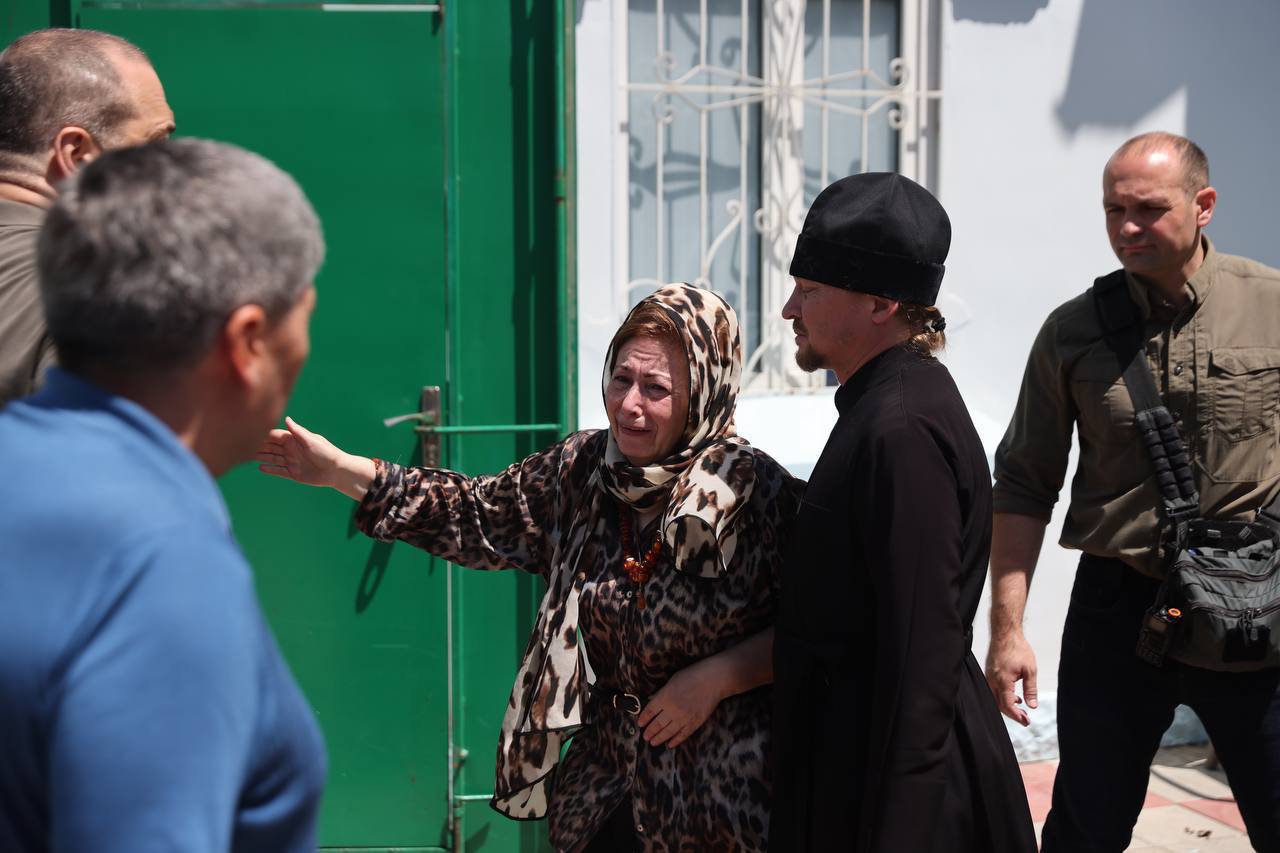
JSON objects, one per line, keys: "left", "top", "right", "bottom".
{"left": 612, "top": 692, "right": 641, "bottom": 715}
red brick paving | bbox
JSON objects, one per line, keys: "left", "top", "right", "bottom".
{"left": 1019, "top": 760, "right": 1245, "bottom": 838}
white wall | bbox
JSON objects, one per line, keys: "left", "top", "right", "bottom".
{"left": 941, "top": 0, "right": 1165, "bottom": 748}
{"left": 575, "top": 0, "right": 624, "bottom": 433}
{"left": 938, "top": 0, "right": 1280, "bottom": 754}
{"left": 576, "top": 0, "right": 1280, "bottom": 756}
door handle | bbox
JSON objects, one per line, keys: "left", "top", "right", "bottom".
{"left": 384, "top": 386, "right": 561, "bottom": 467}
{"left": 382, "top": 386, "right": 444, "bottom": 466}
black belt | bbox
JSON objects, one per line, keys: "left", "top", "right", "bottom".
{"left": 592, "top": 687, "right": 644, "bottom": 716}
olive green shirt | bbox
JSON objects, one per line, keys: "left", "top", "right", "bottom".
{"left": 993, "top": 238, "right": 1280, "bottom": 577}
{"left": 0, "top": 199, "right": 55, "bottom": 408}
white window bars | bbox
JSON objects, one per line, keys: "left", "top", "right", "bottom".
{"left": 619, "top": 0, "right": 941, "bottom": 392}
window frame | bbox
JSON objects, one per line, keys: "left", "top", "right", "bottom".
{"left": 609, "top": 0, "right": 942, "bottom": 393}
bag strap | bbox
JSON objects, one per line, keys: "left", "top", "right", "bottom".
{"left": 1091, "top": 271, "right": 1200, "bottom": 526}
{"left": 1258, "top": 489, "right": 1280, "bottom": 529}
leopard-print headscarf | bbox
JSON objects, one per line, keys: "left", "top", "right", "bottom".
{"left": 595, "top": 282, "right": 756, "bottom": 578}
{"left": 491, "top": 283, "right": 758, "bottom": 819}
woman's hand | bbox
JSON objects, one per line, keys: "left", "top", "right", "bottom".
{"left": 256, "top": 417, "right": 377, "bottom": 501}
{"left": 636, "top": 658, "right": 729, "bottom": 748}
{"left": 636, "top": 628, "right": 774, "bottom": 748}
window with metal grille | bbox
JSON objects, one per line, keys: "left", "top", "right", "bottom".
{"left": 621, "top": 0, "right": 939, "bottom": 391}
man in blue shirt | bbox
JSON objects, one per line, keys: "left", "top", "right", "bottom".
{"left": 0, "top": 138, "right": 327, "bottom": 851}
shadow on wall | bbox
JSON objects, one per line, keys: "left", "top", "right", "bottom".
{"left": 951, "top": 0, "right": 1050, "bottom": 25}
{"left": 1057, "top": 0, "right": 1280, "bottom": 267}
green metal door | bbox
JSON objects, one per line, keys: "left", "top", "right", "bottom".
{"left": 5, "top": 1, "right": 570, "bottom": 847}
{"left": 73, "top": 2, "right": 456, "bottom": 848}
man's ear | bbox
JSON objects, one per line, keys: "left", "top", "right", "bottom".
{"left": 220, "top": 303, "right": 270, "bottom": 387}
{"left": 868, "top": 295, "right": 902, "bottom": 326}
{"left": 49, "top": 126, "right": 105, "bottom": 184}
{"left": 1195, "top": 185, "right": 1217, "bottom": 229}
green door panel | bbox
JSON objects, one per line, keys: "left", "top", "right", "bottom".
{"left": 1, "top": 0, "right": 65, "bottom": 47}
{"left": 444, "top": 9, "right": 564, "bottom": 851}
{"left": 75, "top": 4, "right": 453, "bottom": 846}
{"left": 62, "top": 2, "right": 566, "bottom": 848}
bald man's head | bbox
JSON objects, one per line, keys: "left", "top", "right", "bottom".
{"left": 1107, "top": 131, "right": 1209, "bottom": 197}
{"left": 0, "top": 29, "right": 173, "bottom": 184}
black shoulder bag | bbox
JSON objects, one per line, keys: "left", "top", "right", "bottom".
{"left": 1092, "top": 270, "right": 1280, "bottom": 671}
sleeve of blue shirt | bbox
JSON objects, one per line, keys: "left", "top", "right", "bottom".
{"left": 47, "top": 527, "right": 261, "bottom": 852}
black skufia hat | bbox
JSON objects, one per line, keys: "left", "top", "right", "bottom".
{"left": 788, "top": 172, "right": 951, "bottom": 306}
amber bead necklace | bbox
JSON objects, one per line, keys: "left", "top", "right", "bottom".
{"left": 617, "top": 503, "right": 663, "bottom": 610}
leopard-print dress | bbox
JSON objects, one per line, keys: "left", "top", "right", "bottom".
{"left": 355, "top": 428, "right": 802, "bottom": 851}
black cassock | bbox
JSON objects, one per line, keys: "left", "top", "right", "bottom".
{"left": 771, "top": 344, "right": 1036, "bottom": 853}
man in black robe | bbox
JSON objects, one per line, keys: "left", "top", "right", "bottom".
{"left": 770, "top": 173, "right": 1036, "bottom": 853}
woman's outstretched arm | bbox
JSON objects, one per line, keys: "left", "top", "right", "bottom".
{"left": 257, "top": 417, "right": 376, "bottom": 500}
{"left": 258, "top": 418, "right": 593, "bottom": 577}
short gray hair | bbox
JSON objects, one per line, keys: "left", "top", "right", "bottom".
{"left": 39, "top": 138, "right": 325, "bottom": 373}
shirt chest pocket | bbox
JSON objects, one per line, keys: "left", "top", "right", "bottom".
{"left": 1209, "top": 347, "right": 1280, "bottom": 442}
{"left": 1070, "top": 359, "right": 1137, "bottom": 447}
